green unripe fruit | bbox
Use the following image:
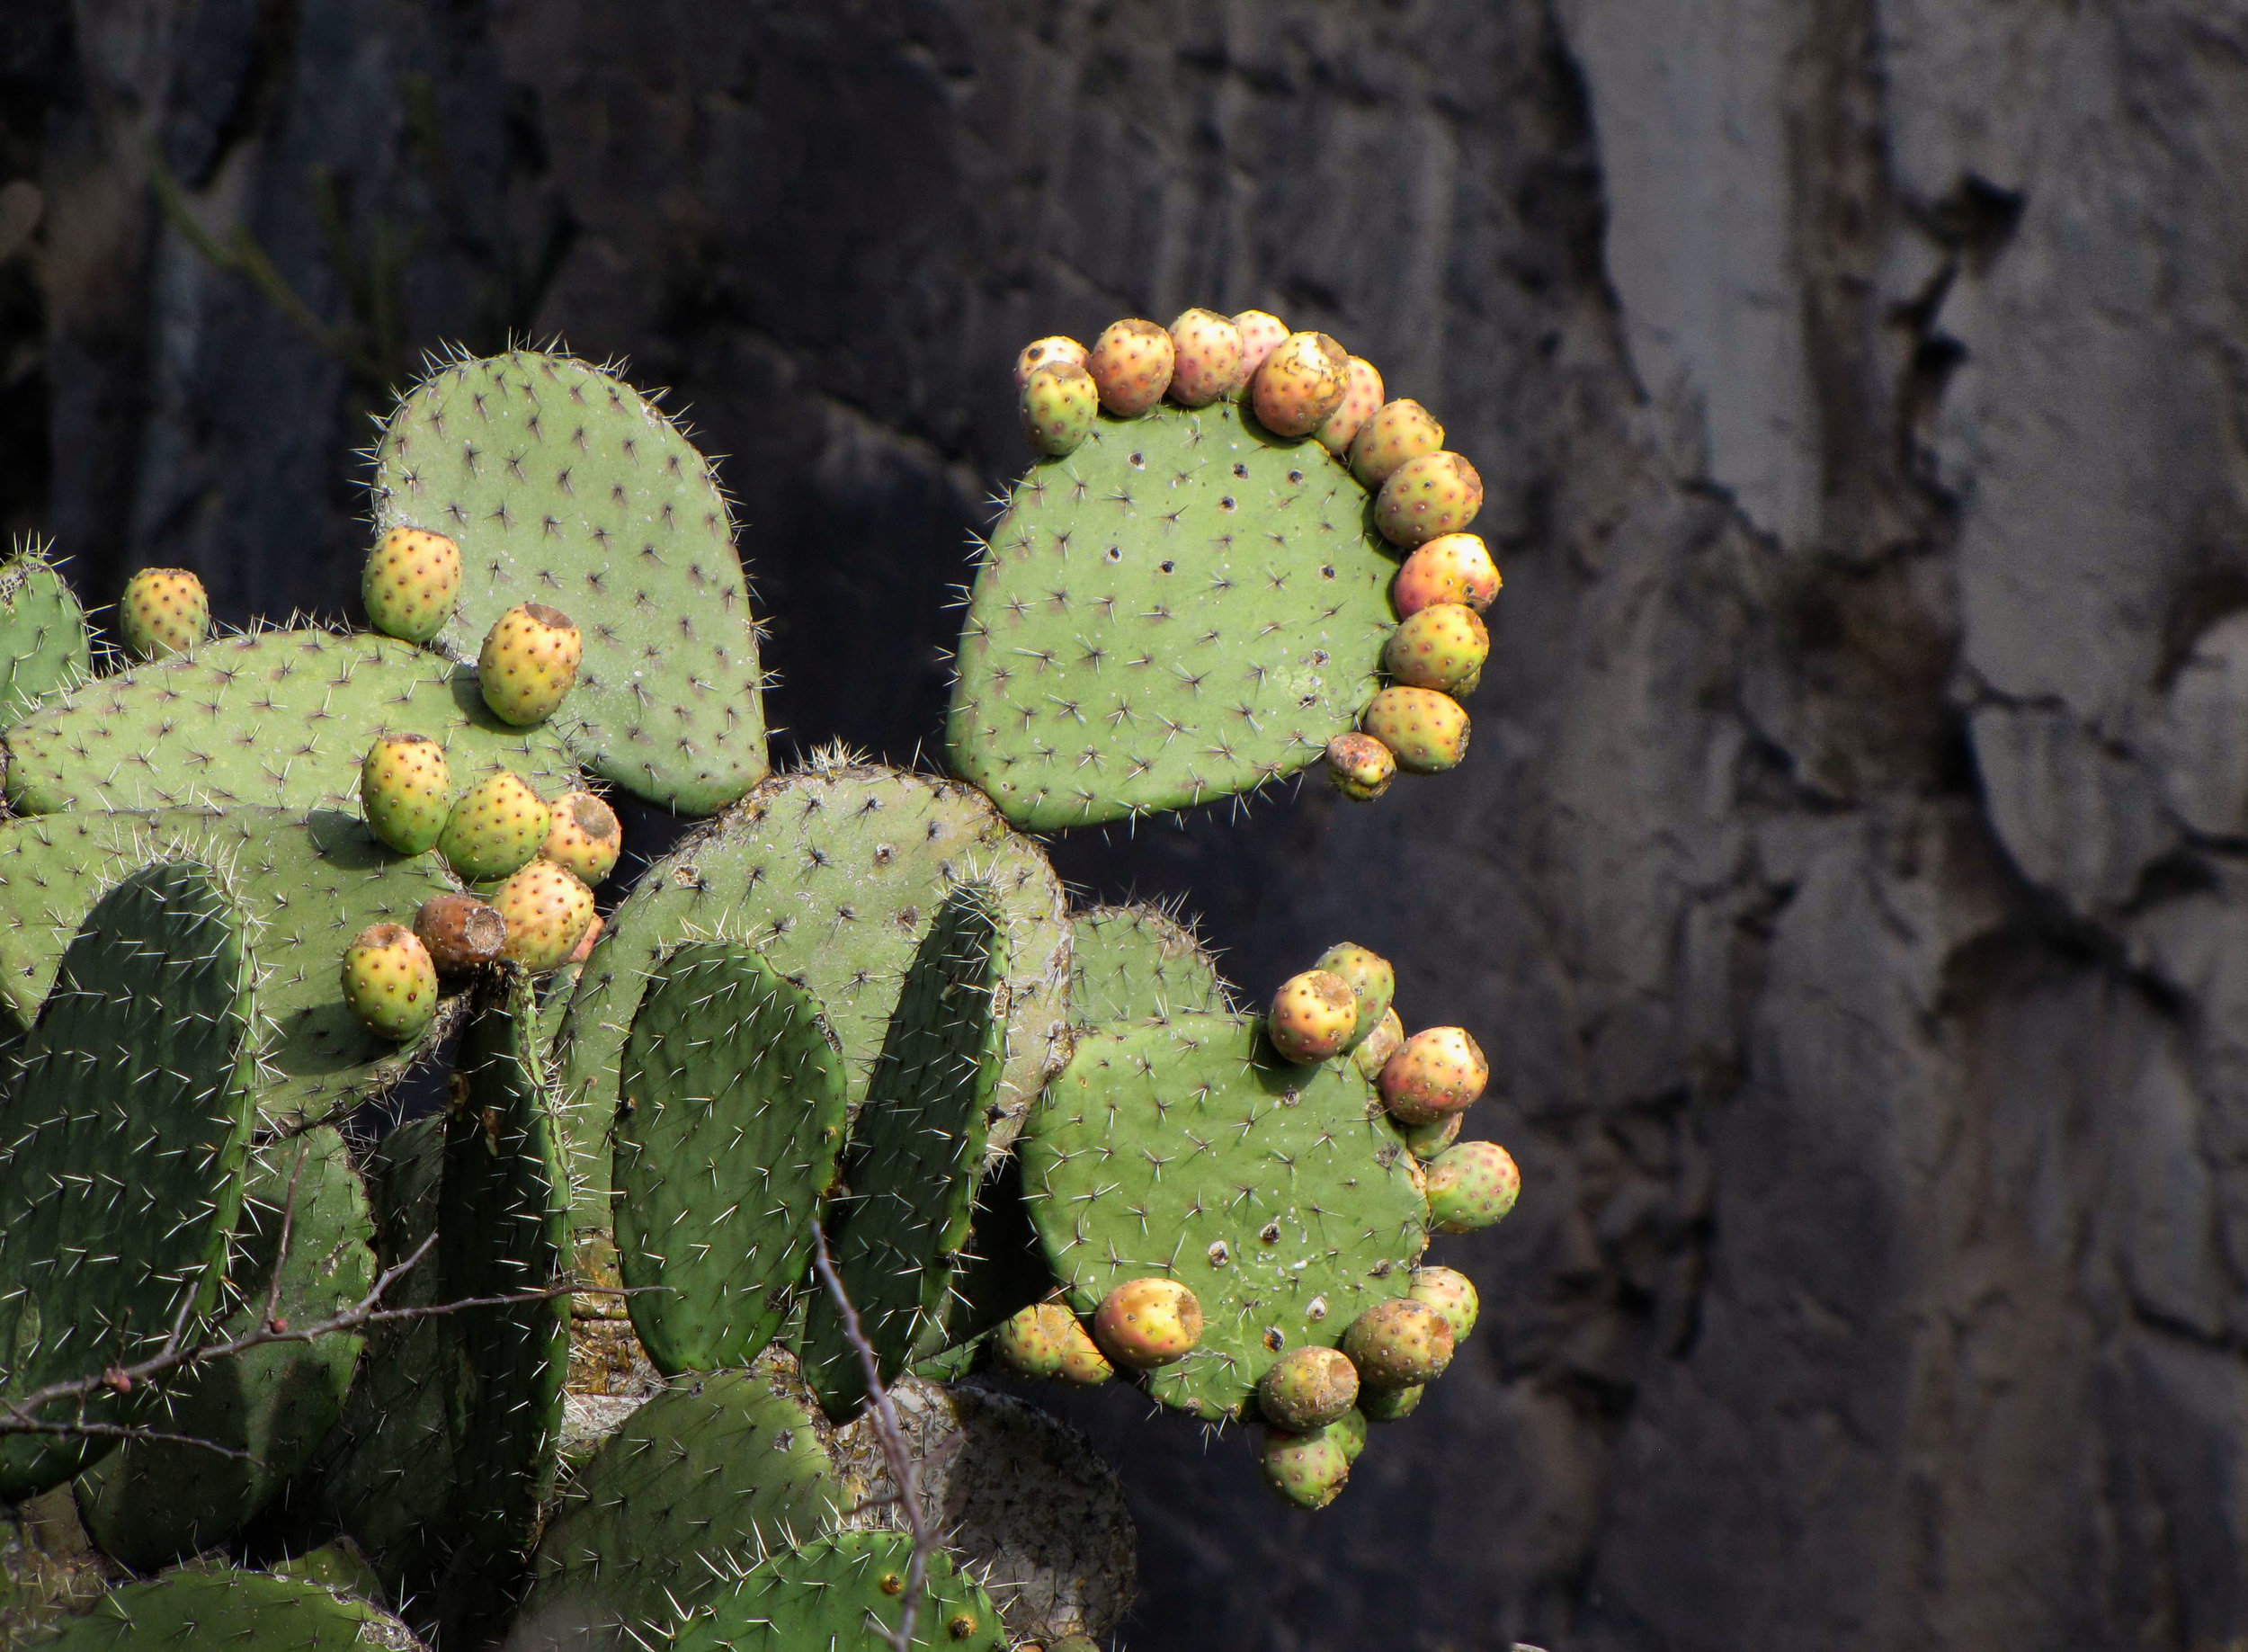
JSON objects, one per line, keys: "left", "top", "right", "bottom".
{"left": 1425, "top": 1139, "right": 1521, "bottom": 1233}
{"left": 1408, "top": 1266, "right": 1480, "bottom": 1344}
{"left": 362, "top": 525, "right": 462, "bottom": 643}
{"left": 1251, "top": 330, "right": 1348, "bottom": 438}
{"left": 1014, "top": 335, "right": 1087, "bottom": 388}
{"left": 1329, "top": 1406, "right": 1369, "bottom": 1463}
{"left": 1362, "top": 686, "right": 1469, "bottom": 773}
{"left": 119, "top": 567, "right": 208, "bottom": 659}
{"left": 1384, "top": 602, "right": 1490, "bottom": 694}
{"left": 1093, "top": 1277, "right": 1202, "bottom": 1368}
{"left": 1342, "top": 1298, "right": 1454, "bottom": 1388}
{"left": 1394, "top": 532, "right": 1502, "bottom": 615}
{"left": 541, "top": 790, "right": 623, "bottom": 885}
{"left": 1398, "top": 1110, "right": 1461, "bottom": 1161}
{"left": 477, "top": 601, "right": 583, "bottom": 726}
{"left": 1259, "top": 1424, "right": 1351, "bottom": 1509}
{"left": 1087, "top": 318, "right": 1175, "bottom": 416}
{"left": 1021, "top": 362, "right": 1099, "bottom": 457}
{"left": 1316, "top": 355, "right": 1384, "bottom": 455}
{"left": 437, "top": 771, "right": 551, "bottom": 881}
{"left": 1314, "top": 942, "right": 1395, "bottom": 1049}
{"left": 1359, "top": 1382, "right": 1423, "bottom": 1423}
{"left": 995, "top": 1302, "right": 1076, "bottom": 1380}
{"left": 1350, "top": 398, "right": 1445, "bottom": 488}
{"left": 1378, "top": 1025, "right": 1489, "bottom": 1125}
{"left": 1267, "top": 969, "right": 1358, "bottom": 1064}
{"left": 494, "top": 859, "right": 597, "bottom": 972}
{"left": 1375, "top": 451, "right": 1485, "bottom": 549}
{"left": 1354, "top": 1006, "right": 1405, "bottom": 1080}
{"left": 1257, "top": 1345, "right": 1360, "bottom": 1433}
{"left": 341, "top": 922, "right": 438, "bottom": 1042}
{"left": 1166, "top": 308, "right": 1246, "bottom": 406}
{"left": 1325, "top": 731, "right": 1396, "bottom": 801}
{"left": 359, "top": 732, "right": 451, "bottom": 854}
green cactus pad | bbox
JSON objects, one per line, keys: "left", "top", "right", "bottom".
{"left": 1068, "top": 903, "right": 1231, "bottom": 1026}
{"left": 0, "top": 862, "right": 259, "bottom": 1501}
{"left": 800, "top": 885, "right": 1007, "bottom": 1418}
{"left": 1020, "top": 1013, "right": 1428, "bottom": 1420}
{"left": 0, "top": 548, "right": 92, "bottom": 731}
{"left": 615, "top": 942, "right": 848, "bottom": 1374}
{"left": 947, "top": 400, "right": 1396, "bottom": 830}
{"left": 522, "top": 1369, "right": 840, "bottom": 1647}
{"left": 76, "top": 1127, "right": 377, "bottom": 1569}
{"left": 1, "top": 628, "right": 578, "bottom": 817}
{"left": 369, "top": 348, "right": 769, "bottom": 815}
{"left": 674, "top": 1531, "right": 1004, "bottom": 1652}
{"left": 32, "top": 1568, "right": 406, "bottom": 1650}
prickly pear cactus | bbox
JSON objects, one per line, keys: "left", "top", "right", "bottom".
{"left": 674, "top": 1531, "right": 1005, "bottom": 1652}
{"left": 1068, "top": 902, "right": 1232, "bottom": 1026}
{"left": 35, "top": 1567, "right": 416, "bottom": 1651}
{"left": 0, "top": 544, "right": 92, "bottom": 730}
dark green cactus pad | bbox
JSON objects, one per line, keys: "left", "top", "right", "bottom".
{"left": 0, "top": 629, "right": 578, "bottom": 817}
{"left": 947, "top": 400, "right": 1396, "bottom": 830}
{"left": 673, "top": 1531, "right": 1005, "bottom": 1652}
{"left": 615, "top": 942, "right": 847, "bottom": 1374}
{"left": 522, "top": 1369, "right": 839, "bottom": 1647}
{"left": 32, "top": 1568, "right": 411, "bottom": 1650}
{"left": 0, "top": 862, "right": 259, "bottom": 1501}
{"left": 369, "top": 348, "right": 769, "bottom": 815}
{"left": 800, "top": 885, "right": 1007, "bottom": 1418}
{"left": 1020, "top": 1013, "right": 1428, "bottom": 1421}
{"left": 76, "top": 1127, "right": 376, "bottom": 1569}
{"left": 0, "top": 548, "right": 92, "bottom": 731}
{"left": 1068, "top": 902, "right": 1232, "bottom": 1026}
{"left": 0, "top": 808, "right": 460, "bottom": 1123}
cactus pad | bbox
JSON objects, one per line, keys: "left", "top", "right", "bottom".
{"left": 35, "top": 1570, "right": 410, "bottom": 1651}
{"left": 1068, "top": 903, "right": 1231, "bottom": 1026}
{"left": 1020, "top": 1013, "right": 1428, "bottom": 1420}
{"left": 615, "top": 942, "right": 848, "bottom": 1373}
{"left": 0, "top": 548, "right": 91, "bottom": 731}
{"left": 369, "top": 348, "right": 768, "bottom": 815}
{"left": 947, "top": 400, "right": 1396, "bottom": 829}
{"left": 674, "top": 1531, "right": 1005, "bottom": 1652}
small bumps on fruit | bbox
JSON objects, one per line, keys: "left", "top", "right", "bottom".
{"left": 362, "top": 526, "right": 462, "bottom": 644}
{"left": 1384, "top": 603, "right": 1490, "bottom": 695}
{"left": 1015, "top": 335, "right": 1088, "bottom": 388}
{"left": 1398, "top": 1110, "right": 1461, "bottom": 1161}
{"left": 1394, "top": 532, "right": 1501, "bottom": 616}
{"left": 1409, "top": 1265, "right": 1480, "bottom": 1344}
{"left": 1314, "top": 943, "right": 1394, "bottom": 1050}
{"left": 1251, "top": 331, "right": 1349, "bottom": 438}
{"left": 1021, "top": 362, "right": 1100, "bottom": 457}
{"left": 1362, "top": 686, "right": 1469, "bottom": 774}
{"left": 1426, "top": 1139, "right": 1521, "bottom": 1233}
{"left": 1166, "top": 308, "right": 1246, "bottom": 406}
{"left": 437, "top": 770, "right": 552, "bottom": 882}
{"left": 1257, "top": 1345, "right": 1360, "bottom": 1433}
{"left": 1329, "top": 1407, "right": 1369, "bottom": 1463}
{"left": 995, "top": 1302, "right": 1076, "bottom": 1380}
{"left": 414, "top": 891, "right": 506, "bottom": 976}
{"left": 1093, "top": 1277, "right": 1203, "bottom": 1369}
{"left": 1316, "top": 356, "right": 1385, "bottom": 455}
{"left": 1267, "top": 969, "right": 1358, "bottom": 1064}
{"left": 341, "top": 923, "right": 438, "bottom": 1042}
{"left": 1054, "top": 1314, "right": 1115, "bottom": 1385}
{"left": 1343, "top": 1298, "right": 1455, "bottom": 1389}
{"left": 1086, "top": 318, "right": 1175, "bottom": 416}
{"left": 1231, "top": 309, "right": 1289, "bottom": 395}
{"left": 118, "top": 567, "right": 208, "bottom": 660}
{"left": 1354, "top": 1006, "right": 1405, "bottom": 1080}
{"left": 1325, "top": 731, "right": 1396, "bottom": 802}
{"left": 1259, "top": 1424, "right": 1352, "bottom": 1510}
{"left": 1360, "top": 1382, "right": 1423, "bottom": 1423}
{"left": 477, "top": 602, "right": 583, "bottom": 727}
{"left": 494, "top": 859, "right": 596, "bottom": 971}
{"left": 541, "top": 790, "right": 622, "bottom": 885}
{"left": 1349, "top": 398, "right": 1445, "bottom": 488}
{"left": 359, "top": 733, "right": 451, "bottom": 855}
{"left": 1378, "top": 1025, "right": 1489, "bottom": 1125}
{"left": 1375, "top": 451, "right": 1485, "bottom": 549}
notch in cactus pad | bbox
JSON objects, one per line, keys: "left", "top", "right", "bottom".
{"left": 1020, "top": 1012, "right": 1428, "bottom": 1420}
{"left": 370, "top": 348, "right": 768, "bottom": 815}
{"left": 675, "top": 1531, "right": 1005, "bottom": 1652}
{"left": 38, "top": 1568, "right": 413, "bottom": 1651}
{"left": 0, "top": 543, "right": 91, "bottom": 730}
{"left": 1069, "top": 901, "right": 1232, "bottom": 1026}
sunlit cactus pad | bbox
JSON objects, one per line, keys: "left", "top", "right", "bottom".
{"left": 0, "top": 546, "right": 91, "bottom": 728}
{"left": 1068, "top": 902, "right": 1232, "bottom": 1026}
{"left": 947, "top": 400, "right": 1396, "bottom": 829}
{"left": 1020, "top": 1013, "right": 1427, "bottom": 1420}
{"left": 674, "top": 1531, "right": 1005, "bottom": 1652}
{"left": 370, "top": 349, "right": 769, "bottom": 815}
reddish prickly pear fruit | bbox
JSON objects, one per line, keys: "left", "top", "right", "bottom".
{"left": 1315, "top": 943, "right": 1394, "bottom": 1050}
{"left": 437, "top": 771, "right": 552, "bottom": 882}
{"left": 1268, "top": 969, "right": 1359, "bottom": 1064}
{"left": 1394, "top": 532, "right": 1501, "bottom": 616}
{"left": 1230, "top": 309, "right": 1290, "bottom": 397}
{"left": 1053, "top": 1314, "right": 1115, "bottom": 1385}
{"left": 360, "top": 733, "right": 452, "bottom": 855}
{"left": 1086, "top": 319, "right": 1175, "bottom": 416}
{"left": 1316, "top": 356, "right": 1385, "bottom": 455}
{"left": 565, "top": 913, "right": 604, "bottom": 968}
{"left": 1014, "top": 335, "right": 1088, "bottom": 388}
{"left": 1409, "top": 1266, "right": 1480, "bottom": 1344}
{"left": 1384, "top": 603, "right": 1489, "bottom": 695}
{"left": 1362, "top": 686, "right": 1469, "bottom": 773}
{"left": 1375, "top": 451, "right": 1484, "bottom": 549}
{"left": 478, "top": 602, "right": 583, "bottom": 726}
{"left": 1252, "top": 331, "right": 1349, "bottom": 438}
{"left": 341, "top": 923, "right": 439, "bottom": 1042}
{"left": 1343, "top": 1298, "right": 1454, "bottom": 1388}
{"left": 1259, "top": 1424, "right": 1351, "bottom": 1510}
{"left": 1397, "top": 1109, "right": 1461, "bottom": 1161}
{"left": 1359, "top": 1382, "right": 1423, "bottom": 1423}
{"left": 495, "top": 859, "right": 597, "bottom": 972}
{"left": 413, "top": 892, "right": 505, "bottom": 976}
{"left": 1349, "top": 399, "right": 1445, "bottom": 488}
{"left": 1325, "top": 732, "right": 1396, "bottom": 801}
{"left": 1093, "top": 1277, "right": 1203, "bottom": 1368}
{"left": 1257, "top": 1345, "right": 1360, "bottom": 1433}
{"left": 1166, "top": 308, "right": 1247, "bottom": 406}
{"left": 1425, "top": 1140, "right": 1521, "bottom": 1233}
{"left": 362, "top": 526, "right": 462, "bottom": 643}
{"left": 995, "top": 1302, "right": 1077, "bottom": 1380}
{"left": 541, "top": 790, "right": 623, "bottom": 886}
{"left": 1021, "top": 362, "right": 1099, "bottom": 457}
{"left": 1354, "top": 1006, "right": 1405, "bottom": 1080}
{"left": 119, "top": 567, "right": 208, "bottom": 660}
{"left": 1378, "top": 1026, "right": 1488, "bottom": 1124}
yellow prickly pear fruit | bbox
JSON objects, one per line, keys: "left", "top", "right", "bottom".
{"left": 541, "top": 790, "right": 623, "bottom": 886}
{"left": 1014, "top": 335, "right": 1088, "bottom": 388}
{"left": 1257, "top": 1346, "right": 1360, "bottom": 1433}
{"left": 1354, "top": 1006, "right": 1406, "bottom": 1080}
{"left": 494, "top": 859, "right": 597, "bottom": 972}
{"left": 1021, "top": 362, "right": 1099, "bottom": 457}
{"left": 1325, "top": 731, "right": 1396, "bottom": 801}
{"left": 1251, "top": 331, "right": 1349, "bottom": 438}
{"left": 1361, "top": 686, "right": 1469, "bottom": 773}
{"left": 565, "top": 913, "right": 604, "bottom": 968}
{"left": 1165, "top": 308, "right": 1247, "bottom": 406}
{"left": 1349, "top": 398, "right": 1445, "bottom": 488}
{"left": 1408, "top": 1265, "right": 1480, "bottom": 1344}
{"left": 1383, "top": 603, "right": 1490, "bottom": 695}
{"left": 413, "top": 892, "right": 506, "bottom": 976}
{"left": 1375, "top": 451, "right": 1484, "bottom": 549}
{"left": 1315, "top": 944, "right": 1395, "bottom": 1049}
{"left": 1342, "top": 1298, "right": 1454, "bottom": 1388}
{"left": 360, "top": 732, "right": 452, "bottom": 855}
{"left": 1053, "top": 1314, "right": 1114, "bottom": 1385}
{"left": 119, "top": 567, "right": 208, "bottom": 660}
{"left": 341, "top": 923, "right": 439, "bottom": 1042}
{"left": 1267, "top": 969, "right": 1359, "bottom": 1064}
{"left": 1377, "top": 1025, "right": 1489, "bottom": 1125}
{"left": 436, "top": 771, "right": 551, "bottom": 882}
{"left": 1316, "top": 356, "right": 1385, "bottom": 455}
{"left": 1230, "top": 309, "right": 1289, "bottom": 397}
{"left": 477, "top": 602, "right": 583, "bottom": 726}
{"left": 995, "top": 1302, "right": 1079, "bottom": 1380}
{"left": 1093, "top": 1277, "right": 1202, "bottom": 1368}
{"left": 1086, "top": 318, "right": 1175, "bottom": 416}
{"left": 1394, "top": 532, "right": 1501, "bottom": 615}
{"left": 1259, "top": 1424, "right": 1352, "bottom": 1510}
{"left": 1425, "top": 1140, "right": 1521, "bottom": 1233}
{"left": 362, "top": 526, "right": 462, "bottom": 644}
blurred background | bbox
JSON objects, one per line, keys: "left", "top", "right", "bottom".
{"left": 6, "top": 3, "right": 2248, "bottom": 1648}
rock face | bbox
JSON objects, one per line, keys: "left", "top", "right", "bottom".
{"left": 14, "top": 1, "right": 2248, "bottom": 1648}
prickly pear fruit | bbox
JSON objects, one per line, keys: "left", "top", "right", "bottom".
{"left": 436, "top": 771, "right": 552, "bottom": 882}
{"left": 1316, "top": 356, "right": 1385, "bottom": 455}
{"left": 414, "top": 892, "right": 505, "bottom": 976}
{"left": 1086, "top": 319, "right": 1175, "bottom": 416}
{"left": 1342, "top": 1298, "right": 1454, "bottom": 1388}
{"left": 1325, "top": 732, "right": 1396, "bottom": 802}
{"left": 995, "top": 1302, "right": 1077, "bottom": 1380}
{"left": 1015, "top": 335, "right": 1088, "bottom": 388}
{"left": 1093, "top": 1277, "right": 1203, "bottom": 1369}
{"left": 1251, "top": 331, "right": 1349, "bottom": 438}
{"left": 1425, "top": 1140, "right": 1521, "bottom": 1233}
{"left": 1362, "top": 686, "right": 1469, "bottom": 773}
{"left": 1394, "top": 532, "right": 1501, "bottom": 616}
{"left": 1257, "top": 1346, "right": 1360, "bottom": 1433}
{"left": 1165, "top": 308, "right": 1247, "bottom": 406}
{"left": 359, "top": 733, "right": 452, "bottom": 855}
{"left": 1259, "top": 1425, "right": 1351, "bottom": 1510}
{"left": 1230, "top": 309, "right": 1289, "bottom": 397}
{"left": 119, "top": 567, "right": 208, "bottom": 660}
{"left": 1349, "top": 398, "right": 1446, "bottom": 488}
{"left": 362, "top": 526, "right": 462, "bottom": 643}
{"left": 1397, "top": 1110, "right": 1461, "bottom": 1161}
{"left": 494, "top": 859, "right": 597, "bottom": 972}
{"left": 1314, "top": 943, "right": 1394, "bottom": 1049}
{"left": 1267, "top": 969, "right": 1359, "bottom": 1064}
{"left": 565, "top": 912, "right": 603, "bottom": 967}
{"left": 1378, "top": 1025, "right": 1488, "bottom": 1124}
{"left": 1384, "top": 603, "right": 1490, "bottom": 695}
{"left": 1021, "top": 362, "right": 1100, "bottom": 457}
{"left": 341, "top": 923, "right": 439, "bottom": 1042}
{"left": 1354, "top": 1007, "right": 1405, "bottom": 1080}
{"left": 1359, "top": 1382, "right": 1423, "bottom": 1423}
{"left": 1054, "top": 1314, "right": 1115, "bottom": 1385}
{"left": 1375, "top": 451, "right": 1485, "bottom": 549}
{"left": 541, "top": 790, "right": 622, "bottom": 886}
{"left": 1329, "top": 1407, "right": 1369, "bottom": 1463}
{"left": 477, "top": 602, "right": 583, "bottom": 726}
{"left": 1408, "top": 1266, "right": 1480, "bottom": 1344}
